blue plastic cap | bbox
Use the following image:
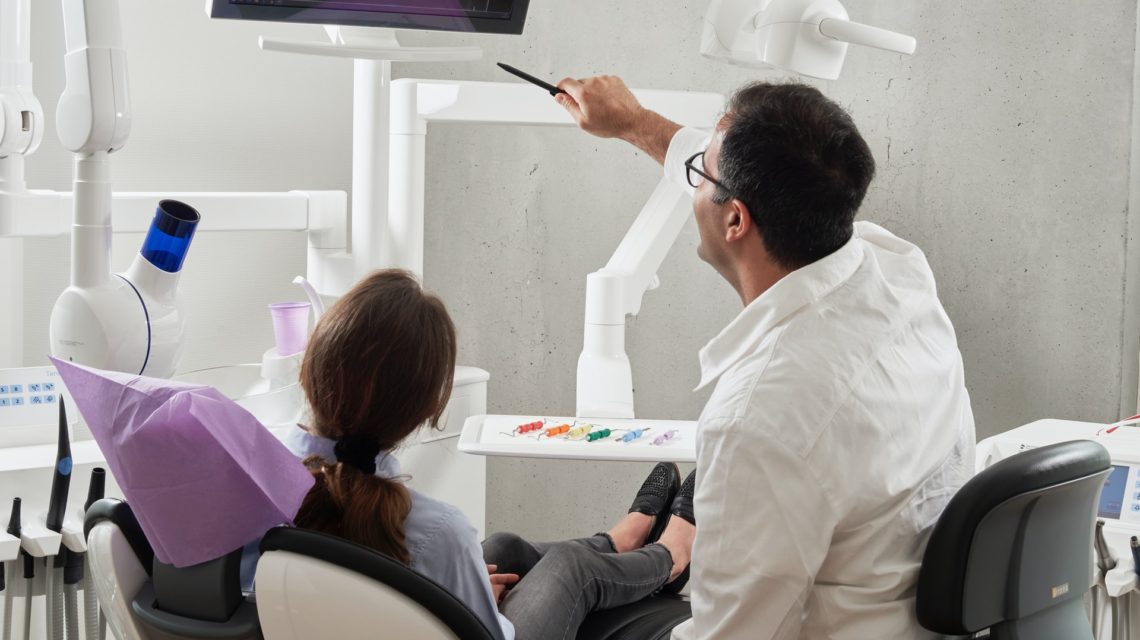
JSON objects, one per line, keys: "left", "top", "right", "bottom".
{"left": 141, "top": 200, "right": 200, "bottom": 273}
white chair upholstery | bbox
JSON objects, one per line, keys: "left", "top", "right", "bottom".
{"left": 84, "top": 499, "right": 260, "bottom": 640}
{"left": 86, "top": 520, "right": 148, "bottom": 640}
{"left": 255, "top": 527, "right": 495, "bottom": 640}
{"left": 256, "top": 550, "right": 458, "bottom": 640}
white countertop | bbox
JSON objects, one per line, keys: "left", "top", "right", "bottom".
{"left": 459, "top": 414, "right": 697, "bottom": 462}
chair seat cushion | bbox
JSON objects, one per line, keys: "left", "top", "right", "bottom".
{"left": 577, "top": 595, "right": 691, "bottom": 640}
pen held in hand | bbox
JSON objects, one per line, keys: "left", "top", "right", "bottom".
{"left": 497, "top": 62, "right": 566, "bottom": 96}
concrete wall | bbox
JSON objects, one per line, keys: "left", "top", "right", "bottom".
{"left": 13, "top": 0, "right": 1140, "bottom": 540}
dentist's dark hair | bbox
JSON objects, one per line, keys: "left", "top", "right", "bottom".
{"left": 715, "top": 82, "right": 875, "bottom": 269}
{"left": 294, "top": 269, "right": 457, "bottom": 565}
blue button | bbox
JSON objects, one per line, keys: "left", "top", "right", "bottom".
{"left": 43, "top": 395, "right": 56, "bottom": 404}
{"left": 1132, "top": 503, "right": 1140, "bottom": 512}
{"left": 0, "top": 398, "right": 9, "bottom": 407}
{"left": 10, "top": 384, "right": 22, "bottom": 393}
{"left": 30, "top": 396, "right": 41, "bottom": 405}
{"left": 0, "top": 386, "right": 8, "bottom": 394}
{"left": 28, "top": 383, "right": 40, "bottom": 392}
{"left": 44, "top": 382, "right": 55, "bottom": 391}
{"left": 11, "top": 397, "right": 22, "bottom": 406}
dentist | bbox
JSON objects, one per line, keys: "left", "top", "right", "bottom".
{"left": 555, "top": 77, "right": 976, "bottom": 639}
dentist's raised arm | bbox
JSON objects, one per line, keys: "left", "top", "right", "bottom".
{"left": 555, "top": 76, "right": 682, "bottom": 165}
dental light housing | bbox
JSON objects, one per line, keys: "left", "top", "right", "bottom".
{"left": 701, "top": 0, "right": 917, "bottom": 80}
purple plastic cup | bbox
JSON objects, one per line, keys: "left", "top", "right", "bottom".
{"left": 268, "top": 302, "right": 311, "bottom": 356}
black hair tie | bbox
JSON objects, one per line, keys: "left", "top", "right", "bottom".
{"left": 333, "top": 435, "right": 383, "bottom": 475}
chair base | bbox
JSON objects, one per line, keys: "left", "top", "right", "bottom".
{"left": 988, "top": 598, "right": 1093, "bottom": 640}
{"left": 577, "top": 594, "right": 691, "bottom": 640}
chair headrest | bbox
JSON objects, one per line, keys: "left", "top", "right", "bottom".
{"left": 917, "top": 439, "right": 1111, "bottom": 633}
{"left": 84, "top": 498, "right": 155, "bottom": 576}
{"left": 260, "top": 527, "right": 495, "bottom": 640}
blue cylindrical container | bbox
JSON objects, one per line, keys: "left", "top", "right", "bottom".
{"left": 141, "top": 199, "right": 200, "bottom": 272}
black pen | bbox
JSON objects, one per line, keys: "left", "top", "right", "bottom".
{"left": 497, "top": 62, "right": 566, "bottom": 96}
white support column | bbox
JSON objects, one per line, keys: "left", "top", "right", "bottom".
{"left": 1127, "top": 1, "right": 1140, "bottom": 415}
{"left": 350, "top": 58, "right": 392, "bottom": 278}
{"left": 387, "top": 125, "right": 426, "bottom": 277}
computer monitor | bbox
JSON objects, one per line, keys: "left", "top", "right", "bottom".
{"left": 208, "top": 0, "right": 530, "bottom": 35}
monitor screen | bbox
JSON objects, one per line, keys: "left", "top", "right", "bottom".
{"left": 209, "top": 0, "right": 530, "bottom": 35}
{"left": 1098, "top": 464, "right": 1130, "bottom": 520}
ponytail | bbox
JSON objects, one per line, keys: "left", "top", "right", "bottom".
{"left": 294, "top": 269, "right": 457, "bottom": 564}
{"left": 295, "top": 455, "right": 414, "bottom": 565}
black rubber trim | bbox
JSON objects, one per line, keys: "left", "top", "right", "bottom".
{"left": 916, "top": 439, "right": 1110, "bottom": 633}
{"left": 260, "top": 527, "right": 495, "bottom": 640}
{"left": 115, "top": 274, "right": 151, "bottom": 374}
{"left": 576, "top": 594, "right": 691, "bottom": 640}
{"left": 84, "top": 498, "right": 154, "bottom": 577}
{"left": 131, "top": 582, "right": 260, "bottom": 639}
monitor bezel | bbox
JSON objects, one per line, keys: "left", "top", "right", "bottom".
{"left": 208, "top": 0, "right": 531, "bottom": 36}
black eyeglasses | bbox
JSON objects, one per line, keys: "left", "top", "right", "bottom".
{"left": 684, "top": 151, "right": 735, "bottom": 199}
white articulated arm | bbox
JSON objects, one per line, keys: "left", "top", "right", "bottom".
{"left": 382, "top": 79, "right": 723, "bottom": 417}
{"left": 57, "top": 0, "right": 130, "bottom": 155}
{"left": 701, "top": 0, "right": 916, "bottom": 80}
{"left": 0, "top": 0, "right": 43, "bottom": 161}
{"left": 576, "top": 178, "right": 691, "bottom": 419}
{"left": 816, "top": 17, "right": 915, "bottom": 55}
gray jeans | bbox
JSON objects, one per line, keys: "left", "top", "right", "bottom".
{"left": 482, "top": 531, "right": 674, "bottom": 640}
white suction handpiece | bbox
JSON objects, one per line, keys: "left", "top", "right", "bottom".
{"left": 701, "top": 0, "right": 916, "bottom": 80}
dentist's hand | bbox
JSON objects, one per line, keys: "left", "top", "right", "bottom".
{"left": 555, "top": 76, "right": 645, "bottom": 140}
{"left": 555, "top": 75, "right": 682, "bottom": 165}
{"left": 486, "top": 564, "right": 519, "bottom": 603}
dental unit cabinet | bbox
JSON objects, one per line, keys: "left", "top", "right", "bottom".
{"left": 979, "top": 421, "right": 1140, "bottom": 639}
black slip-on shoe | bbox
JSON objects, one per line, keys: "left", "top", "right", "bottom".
{"left": 628, "top": 462, "right": 681, "bottom": 545}
{"left": 669, "top": 469, "right": 696, "bottom": 526}
{"left": 660, "top": 470, "right": 696, "bottom": 595}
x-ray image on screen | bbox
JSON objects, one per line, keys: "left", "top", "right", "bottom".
{"left": 231, "top": 0, "right": 515, "bottom": 19}
{"left": 213, "top": 0, "right": 529, "bottom": 34}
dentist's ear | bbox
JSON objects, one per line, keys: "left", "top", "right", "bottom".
{"left": 725, "top": 199, "right": 753, "bottom": 243}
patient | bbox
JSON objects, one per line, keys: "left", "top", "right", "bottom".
{"left": 286, "top": 268, "right": 695, "bottom": 640}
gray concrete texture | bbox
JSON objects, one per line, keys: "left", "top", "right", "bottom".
{"left": 20, "top": 0, "right": 1140, "bottom": 540}
{"left": 406, "top": 0, "right": 1140, "bottom": 539}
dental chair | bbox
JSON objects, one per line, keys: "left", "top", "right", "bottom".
{"left": 255, "top": 526, "right": 691, "bottom": 640}
{"left": 916, "top": 439, "right": 1111, "bottom": 640}
{"left": 84, "top": 498, "right": 262, "bottom": 640}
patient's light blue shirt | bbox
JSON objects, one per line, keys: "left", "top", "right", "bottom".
{"left": 280, "top": 426, "right": 515, "bottom": 640}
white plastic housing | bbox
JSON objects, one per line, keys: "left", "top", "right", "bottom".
{"left": 49, "top": 276, "right": 149, "bottom": 375}
{"left": 121, "top": 253, "right": 188, "bottom": 378}
{"left": 701, "top": 0, "right": 916, "bottom": 80}
{"left": 50, "top": 252, "right": 188, "bottom": 378}
{"left": 0, "top": 531, "right": 18, "bottom": 562}
{"left": 0, "top": 0, "right": 44, "bottom": 158}
{"left": 57, "top": 0, "right": 130, "bottom": 154}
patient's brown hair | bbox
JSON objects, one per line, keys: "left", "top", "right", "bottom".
{"left": 293, "top": 269, "right": 456, "bottom": 564}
